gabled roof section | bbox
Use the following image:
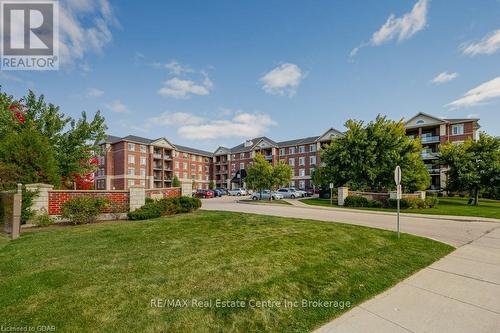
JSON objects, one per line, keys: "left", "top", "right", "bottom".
{"left": 316, "top": 128, "right": 344, "bottom": 142}
{"left": 229, "top": 136, "right": 278, "bottom": 153}
{"left": 214, "top": 146, "right": 230, "bottom": 155}
{"left": 150, "top": 137, "right": 176, "bottom": 149}
{"left": 102, "top": 135, "right": 121, "bottom": 144}
{"left": 404, "top": 112, "right": 447, "bottom": 127}
{"left": 121, "top": 135, "right": 153, "bottom": 144}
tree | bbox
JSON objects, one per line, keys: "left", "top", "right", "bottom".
{"left": 316, "top": 115, "right": 430, "bottom": 192}
{"left": 440, "top": 133, "right": 500, "bottom": 205}
{"left": 208, "top": 181, "right": 215, "bottom": 190}
{"left": 272, "top": 161, "right": 293, "bottom": 190}
{"left": 172, "top": 175, "right": 181, "bottom": 187}
{"left": 0, "top": 88, "right": 107, "bottom": 188}
{"left": 245, "top": 154, "right": 273, "bottom": 197}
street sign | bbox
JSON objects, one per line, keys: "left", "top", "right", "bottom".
{"left": 329, "top": 183, "right": 334, "bottom": 189}
{"left": 394, "top": 165, "right": 401, "bottom": 185}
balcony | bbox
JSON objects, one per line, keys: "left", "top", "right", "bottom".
{"left": 426, "top": 167, "right": 441, "bottom": 175}
{"left": 153, "top": 164, "right": 163, "bottom": 169}
{"left": 264, "top": 155, "right": 273, "bottom": 161}
{"left": 421, "top": 152, "right": 439, "bottom": 160}
{"left": 153, "top": 153, "right": 162, "bottom": 159}
{"left": 421, "top": 136, "right": 440, "bottom": 144}
{"left": 164, "top": 155, "right": 172, "bottom": 160}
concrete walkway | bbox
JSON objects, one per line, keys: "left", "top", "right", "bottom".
{"left": 202, "top": 197, "right": 500, "bottom": 332}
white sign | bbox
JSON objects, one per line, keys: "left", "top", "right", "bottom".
{"left": 329, "top": 183, "right": 334, "bottom": 189}
{"left": 396, "top": 184, "right": 402, "bottom": 200}
{"left": 394, "top": 166, "right": 401, "bottom": 185}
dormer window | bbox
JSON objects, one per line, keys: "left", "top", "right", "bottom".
{"left": 416, "top": 119, "right": 425, "bottom": 125}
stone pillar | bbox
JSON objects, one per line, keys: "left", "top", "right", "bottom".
{"left": 11, "top": 185, "right": 22, "bottom": 239}
{"left": 338, "top": 187, "right": 349, "bottom": 206}
{"left": 129, "top": 186, "right": 145, "bottom": 211}
{"left": 181, "top": 181, "right": 193, "bottom": 197}
{"left": 25, "top": 183, "right": 54, "bottom": 215}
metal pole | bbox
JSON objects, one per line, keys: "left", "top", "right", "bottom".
{"left": 397, "top": 197, "right": 400, "bottom": 239}
{"left": 330, "top": 187, "right": 333, "bottom": 206}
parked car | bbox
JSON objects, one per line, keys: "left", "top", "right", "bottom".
{"left": 290, "top": 188, "right": 307, "bottom": 197}
{"left": 215, "top": 187, "right": 229, "bottom": 196}
{"left": 212, "top": 189, "right": 224, "bottom": 197}
{"left": 251, "top": 190, "right": 284, "bottom": 201}
{"left": 277, "top": 188, "right": 301, "bottom": 199}
{"left": 194, "top": 189, "right": 214, "bottom": 199}
{"left": 228, "top": 188, "right": 248, "bottom": 196}
{"left": 305, "top": 188, "right": 315, "bottom": 197}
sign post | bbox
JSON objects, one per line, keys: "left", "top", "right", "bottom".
{"left": 394, "top": 166, "right": 401, "bottom": 239}
{"left": 329, "top": 183, "right": 334, "bottom": 206}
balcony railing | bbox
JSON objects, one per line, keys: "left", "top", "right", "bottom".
{"left": 164, "top": 155, "right": 172, "bottom": 160}
{"left": 421, "top": 136, "right": 440, "bottom": 144}
{"left": 264, "top": 155, "right": 273, "bottom": 161}
{"left": 421, "top": 152, "right": 439, "bottom": 159}
{"left": 153, "top": 153, "right": 162, "bottom": 159}
{"left": 426, "top": 167, "right": 441, "bottom": 174}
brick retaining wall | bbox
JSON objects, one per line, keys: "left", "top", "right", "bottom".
{"left": 145, "top": 188, "right": 181, "bottom": 199}
{"left": 48, "top": 190, "right": 129, "bottom": 215}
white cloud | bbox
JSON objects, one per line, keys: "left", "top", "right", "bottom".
{"left": 462, "top": 29, "right": 500, "bottom": 56}
{"left": 58, "top": 0, "right": 118, "bottom": 66}
{"left": 178, "top": 112, "right": 277, "bottom": 140}
{"left": 260, "top": 63, "right": 304, "bottom": 96}
{"left": 105, "top": 100, "right": 129, "bottom": 113}
{"left": 164, "top": 60, "right": 194, "bottom": 75}
{"left": 467, "top": 113, "right": 479, "bottom": 119}
{"left": 146, "top": 112, "right": 204, "bottom": 127}
{"left": 87, "top": 88, "right": 104, "bottom": 97}
{"left": 446, "top": 77, "right": 500, "bottom": 109}
{"left": 371, "top": 0, "right": 429, "bottom": 45}
{"left": 158, "top": 77, "right": 213, "bottom": 99}
{"left": 431, "top": 71, "right": 459, "bottom": 84}
{"left": 351, "top": 0, "right": 429, "bottom": 57}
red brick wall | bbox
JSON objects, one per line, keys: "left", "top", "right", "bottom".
{"left": 48, "top": 190, "right": 129, "bottom": 215}
{"left": 145, "top": 188, "right": 181, "bottom": 198}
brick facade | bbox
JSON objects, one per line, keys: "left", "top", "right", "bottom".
{"left": 48, "top": 190, "right": 129, "bottom": 215}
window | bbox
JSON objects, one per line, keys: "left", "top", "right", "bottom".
{"left": 140, "top": 168, "right": 146, "bottom": 177}
{"left": 140, "top": 157, "right": 146, "bottom": 165}
{"left": 128, "top": 143, "right": 135, "bottom": 151}
{"left": 183, "top": 172, "right": 188, "bottom": 179}
{"left": 183, "top": 153, "right": 188, "bottom": 159}
{"left": 279, "top": 148, "right": 285, "bottom": 156}
{"left": 192, "top": 155, "right": 196, "bottom": 161}
{"left": 309, "top": 156, "right": 316, "bottom": 165}
{"left": 299, "top": 157, "right": 305, "bottom": 166}
{"left": 416, "top": 119, "right": 425, "bottom": 125}
{"left": 240, "top": 162, "right": 244, "bottom": 170}
{"left": 128, "top": 180, "right": 135, "bottom": 187}
{"left": 452, "top": 124, "right": 464, "bottom": 135}
{"left": 198, "top": 175, "right": 202, "bottom": 180}
{"left": 298, "top": 146, "right": 305, "bottom": 153}
{"left": 310, "top": 168, "right": 315, "bottom": 175}
{"left": 231, "top": 163, "right": 236, "bottom": 171}
{"left": 175, "top": 161, "right": 179, "bottom": 169}
{"left": 309, "top": 144, "right": 316, "bottom": 152}
{"left": 299, "top": 169, "right": 305, "bottom": 177}
{"left": 128, "top": 167, "right": 135, "bottom": 176}
{"left": 140, "top": 145, "right": 146, "bottom": 153}
{"left": 198, "top": 165, "right": 202, "bottom": 172}
{"left": 197, "top": 156, "right": 202, "bottom": 162}
{"left": 288, "top": 158, "right": 295, "bottom": 166}
{"left": 183, "top": 162, "right": 187, "bottom": 170}
{"left": 240, "top": 153, "right": 245, "bottom": 159}
{"left": 140, "top": 180, "right": 145, "bottom": 187}
{"left": 175, "top": 172, "right": 179, "bottom": 178}
{"left": 299, "top": 180, "right": 305, "bottom": 189}
{"left": 289, "top": 147, "right": 296, "bottom": 154}
{"left": 128, "top": 155, "right": 135, "bottom": 164}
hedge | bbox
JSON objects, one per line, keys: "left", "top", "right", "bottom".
{"left": 128, "top": 197, "right": 202, "bottom": 220}
{"left": 344, "top": 195, "right": 439, "bottom": 209}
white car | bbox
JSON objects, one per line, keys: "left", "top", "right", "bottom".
{"left": 251, "top": 190, "right": 284, "bottom": 201}
{"left": 228, "top": 188, "right": 247, "bottom": 196}
{"left": 276, "top": 188, "right": 302, "bottom": 199}
{"left": 289, "top": 188, "right": 306, "bottom": 197}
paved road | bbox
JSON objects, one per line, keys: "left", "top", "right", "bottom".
{"left": 202, "top": 196, "right": 500, "bottom": 333}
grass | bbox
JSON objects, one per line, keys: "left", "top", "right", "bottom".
{"left": 0, "top": 211, "right": 453, "bottom": 332}
{"left": 239, "top": 199, "right": 292, "bottom": 205}
{"left": 300, "top": 197, "right": 500, "bottom": 219}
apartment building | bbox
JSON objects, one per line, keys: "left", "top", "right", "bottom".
{"left": 95, "top": 113, "right": 480, "bottom": 191}
{"left": 404, "top": 112, "right": 480, "bottom": 190}
{"left": 95, "top": 135, "right": 212, "bottom": 190}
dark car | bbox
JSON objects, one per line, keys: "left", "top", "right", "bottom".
{"left": 215, "top": 188, "right": 228, "bottom": 196}
{"left": 305, "top": 188, "right": 315, "bottom": 197}
{"left": 195, "top": 189, "right": 214, "bottom": 199}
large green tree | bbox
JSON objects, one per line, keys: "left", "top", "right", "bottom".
{"left": 0, "top": 88, "right": 107, "bottom": 188}
{"left": 316, "top": 115, "right": 430, "bottom": 192}
{"left": 272, "top": 161, "right": 293, "bottom": 190}
{"left": 440, "top": 133, "right": 500, "bottom": 205}
{"left": 246, "top": 155, "right": 293, "bottom": 198}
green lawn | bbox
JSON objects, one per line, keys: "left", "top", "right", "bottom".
{"left": 300, "top": 197, "right": 500, "bottom": 219}
{"left": 240, "top": 199, "right": 292, "bottom": 205}
{"left": 0, "top": 211, "right": 452, "bottom": 332}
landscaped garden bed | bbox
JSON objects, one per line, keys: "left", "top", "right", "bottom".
{"left": 0, "top": 211, "right": 452, "bottom": 332}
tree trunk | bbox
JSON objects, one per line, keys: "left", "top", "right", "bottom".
{"left": 474, "top": 187, "right": 479, "bottom": 206}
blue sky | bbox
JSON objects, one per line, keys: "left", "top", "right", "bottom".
{"left": 1, "top": 0, "right": 500, "bottom": 151}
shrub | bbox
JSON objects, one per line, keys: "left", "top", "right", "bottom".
{"left": 61, "top": 196, "right": 110, "bottom": 225}
{"left": 385, "top": 198, "right": 411, "bottom": 209}
{"left": 21, "top": 188, "right": 38, "bottom": 224}
{"left": 33, "top": 209, "right": 54, "bottom": 227}
{"left": 424, "top": 196, "right": 439, "bottom": 208}
{"left": 368, "top": 199, "right": 383, "bottom": 208}
{"left": 127, "top": 197, "right": 202, "bottom": 221}
{"left": 344, "top": 195, "right": 369, "bottom": 207}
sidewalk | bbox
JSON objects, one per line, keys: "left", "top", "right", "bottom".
{"left": 314, "top": 227, "right": 500, "bottom": 333}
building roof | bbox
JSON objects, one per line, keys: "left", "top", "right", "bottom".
{"left": 276, "top": 136, "right": 319, "bottom": 147}
{"left": 173, "top": 144, "right": 213, "bottom": 157}
{"left": 229, "top": 136, "right": 278, "bottom": 153}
